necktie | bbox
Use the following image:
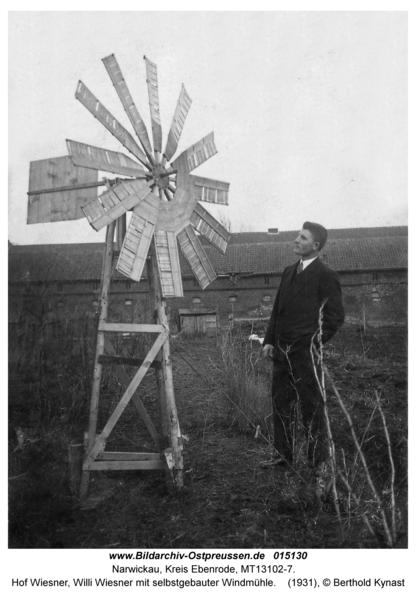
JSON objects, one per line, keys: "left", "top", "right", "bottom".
{"left": 297, "top": 261, "right": 303, "bottom": 275}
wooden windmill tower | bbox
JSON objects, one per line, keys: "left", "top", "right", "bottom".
{"left": 27, "top": 54, "right": 231, "bottom": 498}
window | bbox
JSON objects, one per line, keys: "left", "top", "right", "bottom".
{"left": 229, "top": 295, "right": 237, "bottom": 303}
{"left": 372, "top": 272, "right": 378, "bottom": 281}
{"left": 92, "top": 282, "right": 98, "bottom": 291}
{"left": 193, "top": 278, "right": 199, "bottom": 287}
{"left": 264, "top": 276, "right": 270, "bottom": 284}
{"left": 371, "top": 288, "right": 380, "bottom": 302}
{"left": 192, "top": 297, "right": 201, "bottom": 304}
{"left": 263, "top": 295, "right": 272, "bottom": 302}
{"left": 125, "top": 281, "right": 131, "bottom": 290}
{"left": 125, "top": 299, "right": 133, "bottom": 306}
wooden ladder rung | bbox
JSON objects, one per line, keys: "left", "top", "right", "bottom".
{"left": 85, "top": 460, "right": 164, "bottom": 471}
{"left": 97, "top": 451, "right": 161, "bottom": 460}
{"left": 97, "top": 354, "right": 162, "bottom": 368}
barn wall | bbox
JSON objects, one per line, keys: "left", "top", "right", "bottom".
{"left": 9, "top": 268, "right": 407, "bottom": 337}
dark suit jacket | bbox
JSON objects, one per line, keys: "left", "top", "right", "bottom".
{"left": 263, "top": 257, "right": 344, "bottom": 354}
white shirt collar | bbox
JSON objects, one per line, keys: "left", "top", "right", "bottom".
{"left": 300, "top": 256, "right": 318, "bottom": 270}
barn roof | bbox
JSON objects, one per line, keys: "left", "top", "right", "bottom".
{"left": 8, "top": 227, "right": 407, "bottom": 283}
{"left": 221, "top": 226, "right": 408, "bottom": 244}
{"left": 206, "top": 236, "right": 407, "bottom": 275}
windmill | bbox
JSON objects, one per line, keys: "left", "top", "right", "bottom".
{"left": 27, "top": 54, "right": 231, "bottom": 498}
{"left": 28, "top": 54, "right": 230, "bottom": 292}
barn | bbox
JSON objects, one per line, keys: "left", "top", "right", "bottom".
{"left": 8, "top": 226, "right": 407, "bottom": 339}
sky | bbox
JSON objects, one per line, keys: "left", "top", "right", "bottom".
{"left": 8, "top": 11, "right": 407, "bottom": 245}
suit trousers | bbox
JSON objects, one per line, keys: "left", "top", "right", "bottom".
{"left": 271, "top": 344, "right": 327, "bottom": 466}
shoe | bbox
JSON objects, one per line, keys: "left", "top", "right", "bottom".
{"left": 259, "top": 457, "right": 288, "bottom": 469}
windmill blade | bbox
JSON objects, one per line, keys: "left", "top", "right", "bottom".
{"left": 82, "top": 179, "right": 155, "bottom": 231}
{"left": 172, "top": 132, "right": 217, "bottom": 179}
{"left": 67, "top": 140, "right": 147, "bottom": 178}
{"left": 190, "top": 203, "right": 231, "bottom": 254}
{"left": 27, "top": 156, "right": 98, "bottom": 224}
{"left": 75, "top": 81, "right": 148, "bottom": 166}
{"left": 177, "top": 224, "right": 216, "bottom": 290}
{"left": 144, "top": 56, "right": 162, "bottom": 153}
{"left": 102, "top": 54, "right": 153, "bottom": 158}
{"left": 164, "top": 84, "right": 192, "bottom": 162}
{"left": 154, "top": 231, "right": 183, "bottom": 297}
{"left": 116, "top": 194, "right": 160, "bottom": 282}
{"left": 192, "top": 175, "right": 229, "bottom": 206}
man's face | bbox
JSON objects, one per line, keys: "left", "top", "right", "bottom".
{"left": 294, "top": 229, "right": 319, "bottom": 259}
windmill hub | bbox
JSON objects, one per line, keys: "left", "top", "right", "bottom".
{"left": 152, "top": 163, "right": 170, "bottom": 191}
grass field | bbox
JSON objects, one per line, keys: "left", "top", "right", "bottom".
{"left": 8, "top": 323, "right": 407, "bottom": 549}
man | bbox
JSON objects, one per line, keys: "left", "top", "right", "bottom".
{"left": 261, "top": 222, "right": 344, "bottom": 470}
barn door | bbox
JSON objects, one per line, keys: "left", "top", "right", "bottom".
{"left": 205, "top": 314, "right": 217, "bottom": 337}
{"left": 180, "top": 314, "right": 217, "bottom": 338}
{"left": 180, "top": 315, "right": 196, "bottom": 338}
{"left": 195, "top": 315, "right": 206, "bottom": 338}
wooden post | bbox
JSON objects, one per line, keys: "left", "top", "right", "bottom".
{"left": 147, "top": 242, "right": 169, "bottom": 446}
{"left": 147, "top": 238, "right": 183, "bottom": 488}
{"left": 79, "top": 221, "right": 116, "bottom": 500}
{"left": 150, "top": 167, "right": 168, "bottom": 442}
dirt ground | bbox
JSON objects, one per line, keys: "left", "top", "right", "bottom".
{"left": 8, "top": 326, "right": 407, "bottom": 549}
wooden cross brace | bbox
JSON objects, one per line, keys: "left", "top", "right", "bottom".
{"left": 82, "top": 325, "right": 168, "bottom": 472}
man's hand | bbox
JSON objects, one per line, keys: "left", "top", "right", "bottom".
{"left": 262, "top": 344, "right": 274, "bottom": 359}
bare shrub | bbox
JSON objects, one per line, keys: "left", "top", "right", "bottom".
{"left": 219, "top": 326, "right": 271, "bottom": 434}
{"left": 310, "top": 306, "right": 404, "bottom": 547}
